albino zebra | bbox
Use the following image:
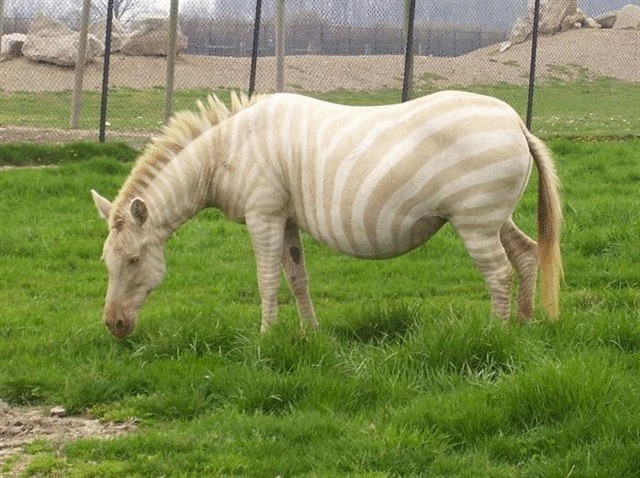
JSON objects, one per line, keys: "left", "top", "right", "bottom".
{"left": 92, "top": 91, "right": 562, "bottom": 338}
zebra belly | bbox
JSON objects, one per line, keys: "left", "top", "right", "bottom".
{"left": 297, "top": 210, "right": 445, "bottom": 259}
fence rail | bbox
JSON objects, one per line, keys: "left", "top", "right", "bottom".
{"left": 181, "top": 21, "right": 507, "bottom": 58}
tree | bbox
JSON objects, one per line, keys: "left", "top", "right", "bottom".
{"left": 91, "top": 0, "right": 148, "bottom": 24}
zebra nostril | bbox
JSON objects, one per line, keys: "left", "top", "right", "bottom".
{"left": 108, "top": 320, "right": 130, "bottom": 338}
{"left": 104, "top": 314, "right": 134, "bottom": 338}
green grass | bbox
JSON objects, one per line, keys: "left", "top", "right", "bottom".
{"left": 0, "top": 141, "right": 137, "bottom": 166}
{"left": 0, "top": 137, "right": 639, "bottom": 476}
{"left": 1, "top": 78, "right": 639, "bottom": 138}
{"left": 0, "top": 88, "right": 238, "bottom": 131}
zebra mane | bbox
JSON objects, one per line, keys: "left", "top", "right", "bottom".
{"left": 110, "top": 91, "right": 264, "bottom": 223}
{"left": 149, "top": 91, "right": 263, "bottom": 162}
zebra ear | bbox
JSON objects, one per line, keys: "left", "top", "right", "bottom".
{"left": 130, "top": 197, "right": 148, "bottom": 226}
{"left": 91, "top": 189, "right": 111, "bottom": 221}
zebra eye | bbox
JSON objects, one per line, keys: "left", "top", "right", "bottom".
{"left": 128, "top": 256, "right": 140, "bottom": 266}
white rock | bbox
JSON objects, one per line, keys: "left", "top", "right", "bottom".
{"left": 499, "top": 41, "right": 512, "bottom": 53}
{"left": 613, "top": 4, "right": 640, "bottom": 30}
{"left": 23, "top": 13, "right": 102, "bottom": 66}
{"left": 503, "top": 0, "right": 578, "bottom": 49}
{"left": 121, "top": 16, "right": 188, "bottom": 56}
{"left": 510, "top": 16, "right": 533, "bottom": 44}
{"left": 89, "top": 17, "right": 128, "bottom": 53}
{"left": 534, "top": 0, "right": 578, "bottom": 34}
{"left": 1, "top": 33, "right": 26, "bottom": 57}
{"left": 50, "top": 406, "right": 67, "bottom": 417}
{"left": 596, "top": 11, "right": 618, "bottom": 29}
{"left": 583, "top": 17, "right": 602, "bottom": 29}
{"left": 561, "top": 9, "right": 587, "bottom": 31}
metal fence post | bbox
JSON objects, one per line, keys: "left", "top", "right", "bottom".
{"left": 164, "top": 0, "right": 180, "bottom": 124}
{"left": 526, "top": 0, "right": 542, "bottom": 130}
{"left": 275, "top": 0, "right": 285, "bottom": 92}
{"left": 248, "top": 0, "right": 263, "bottom": 98}
{"left": 99, "top": 0, "right": 115, "bottom": 143}
{"left": 70, "top": 0, "right": 92, "bottom": 129}
{"left": 402, "top": 0, "right": 416, "bottom": 102}
{"left": 0, "top": 0, "right": 5, "bottom": 45}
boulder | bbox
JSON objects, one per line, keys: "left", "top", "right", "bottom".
{"left": 509, "top": 16, "right": 533, "bottom": 44}
{"left": 89, "top": 17, "right": 128, "bottom": 52}
{"left": 1, "top": 33, "right": 26, "bottom": 57}
{"left": 502, "top": 0, "right": 578, "bottom": 50}
{"left": 613, "top": 4, "right": 640, "bottom": 30}
{"left": 595, "top": 11, "right": 618, "bottom": 29}
{"left": 536, "top": 0, "right": 578, "bottom": 34}
{"left": 500, "top": 17, "right": 532, "bottom": 52}
{"left": 561, "top": 9, "right": 586, "bottom": 31}
{"left": 23, "top": 13, "right": 103, "bottom": 66}
{"left": 583, "top": 16, "right": 602, "bottom": 29}
{"left": 121, "top": 16, "right": 188, "bottom": 56}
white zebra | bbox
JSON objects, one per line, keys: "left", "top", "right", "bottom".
{"left": 92, "top": 91, "right": 562, "bottom": 338}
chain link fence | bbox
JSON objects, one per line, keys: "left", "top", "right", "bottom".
{"left": 0, "top": 0, "right": 638, "bottom": 142}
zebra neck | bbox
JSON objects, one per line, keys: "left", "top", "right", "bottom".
{"left": 207, "top": 124, "right": 249, "bottom": 222}
{"left": 144, "top": 149, "right": 212, "bottom": 240}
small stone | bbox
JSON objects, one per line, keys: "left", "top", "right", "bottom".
{"left": 50, "top": 406, "right": 67, "bottom": 417}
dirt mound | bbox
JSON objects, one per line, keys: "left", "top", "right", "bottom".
{"left": 0, "top": 29, "right": 637, "bottom": 94}
{"left": 462, "top": 28, "right": 640, "bottom": 84}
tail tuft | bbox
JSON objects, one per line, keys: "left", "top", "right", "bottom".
{"left": 522, "top": 124, "right": 563, "bottom": 319}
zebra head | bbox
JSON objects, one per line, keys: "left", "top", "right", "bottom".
{"left": 91, "top": 190, "right": 166, "bottom": 338}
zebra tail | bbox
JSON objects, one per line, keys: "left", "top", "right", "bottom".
{"left": 522, "top": 124, "right": 563, "bottom": 319}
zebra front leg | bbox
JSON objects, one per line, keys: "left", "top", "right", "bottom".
{"left": 246, "top": 214, "right": 286, "bottom": 332}
{"left": 282, "top": 221, "right": 318, "bottom": 330}
{"left": 453, "top": 224, "right": 514, "bottom": 321}
{"left": 500, "top": 219, "right": 538, "bottom": 321}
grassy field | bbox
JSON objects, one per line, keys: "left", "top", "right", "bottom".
{"left": 1, "top": 122, "right": 639, "bottom": 476}
{"left": 1, "top": 77, "right": 639, "bottom": 138}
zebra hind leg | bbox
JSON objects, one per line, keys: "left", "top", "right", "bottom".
{"left": 453, "top": 224, "right": 514, "bottom": 321}
{"left": 500, "top": 219, "right": 538, "bottom": 321}
{"left": 282, "top": 221, "right": 318, "bottom": 330}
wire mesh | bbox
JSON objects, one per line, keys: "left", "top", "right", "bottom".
{"left": 0, "top": 0, "right": 638, "bottom": 140}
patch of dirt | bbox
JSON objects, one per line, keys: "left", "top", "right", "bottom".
{"left": 0, "top": 125, "right": 152, "bottom": 148}
{"left": 0, "top": 401, "right": 135, "bottom": 476}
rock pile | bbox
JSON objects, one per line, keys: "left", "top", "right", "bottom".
{"left": 501, "top": 1, "right": 640, "bottom": 52}
{"left": 1, "top": 13, "right": 188, "bottom": 66}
